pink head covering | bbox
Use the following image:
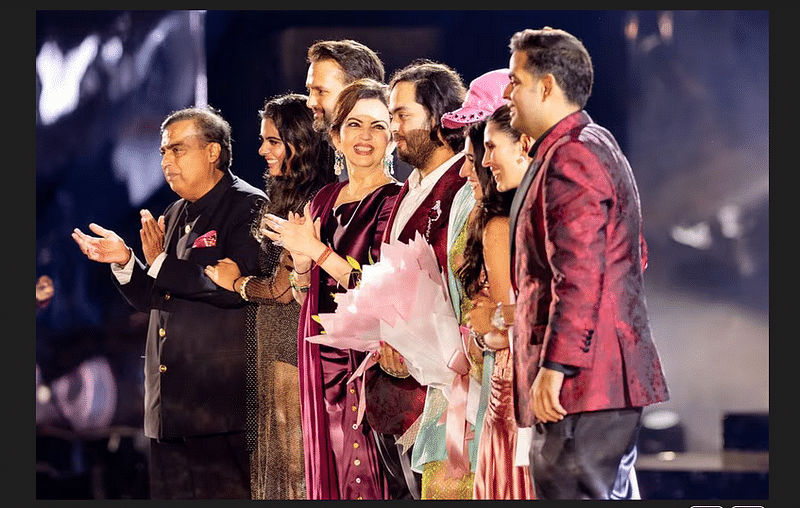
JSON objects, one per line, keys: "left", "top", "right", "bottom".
{"left": 441, "top": 68, "right": 510, "bottom": 129}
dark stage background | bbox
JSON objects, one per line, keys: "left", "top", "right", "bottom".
{"left": 35, "top": 10, "right": 768, "bottom": 501}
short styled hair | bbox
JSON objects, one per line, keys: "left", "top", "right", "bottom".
{"left": 306, "top": 39, "right": 385, "bottom": 84}
{"left": 509, "top": 27, "right": 593, "bottom": 109}
{"left": 161, "top": 105, "right": 233, "bottom": 171}
{"left": 388, "top": 59, "right": 467, "bottom": 153}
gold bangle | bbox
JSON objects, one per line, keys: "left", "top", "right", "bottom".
{"left": 379, "top": 362, "right": 411, "bottom": 379}
{"left": 315, "top": 245, "right": 333, "bottom": 266}
{"left": 238, "top": 276, "right": 254, "bottom": 301}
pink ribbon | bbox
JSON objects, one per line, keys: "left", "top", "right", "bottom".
{"left": 443, "top": 327, "right": 473, "bottom": 476}
{"left": 347, "top": 350, "right": 379, "bottom": 428}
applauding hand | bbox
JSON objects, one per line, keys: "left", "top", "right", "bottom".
{"left": 72, "top": 223, "right": 132, "bottom": 266}
{"left": 139, "top": 209, "right": 165, "bottom": 266}
{"left": 262, "top": 202, "right": 320, "bottom": 272}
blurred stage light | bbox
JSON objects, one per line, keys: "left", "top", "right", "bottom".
{"left": 639, "top": 409, "right": 686, "bottom": 454}
{"left": 37, "top": 36, "right": 99, "bottom": 126}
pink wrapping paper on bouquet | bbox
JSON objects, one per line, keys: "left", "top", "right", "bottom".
{"left": 304, "top": 232, "right": 480, "bottom": 471}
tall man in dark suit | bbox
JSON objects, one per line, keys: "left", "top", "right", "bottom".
{"left": 367, "top": 60, "right": 468, "bottom": 499}
{"left": 502, "top": 28, "right": 670, "bottom": 499}
{"left": 72, "top": 106, "right": 266, "bottom": 499}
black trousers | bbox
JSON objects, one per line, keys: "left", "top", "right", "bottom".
{"left": 148, "top": 431, "right": 250, "bottom": 499}
{"left": 373, "top": 431, "right": 422, "bottom": 500}
{"left": 530, "top": 407, "right": 642, "bottom": 500}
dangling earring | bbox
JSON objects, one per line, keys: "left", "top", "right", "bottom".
{"left": 334, "top": 150, "right": 345, "bottom": 176}
{"left": 383, "top": 153, "right": 394, "bottom": 176}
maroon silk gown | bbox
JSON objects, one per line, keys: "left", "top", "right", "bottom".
{"left": 297, "top": 180, "right": 401, "bottom": 499}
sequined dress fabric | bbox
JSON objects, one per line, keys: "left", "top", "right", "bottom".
{"left": 245, "top": 238, "right": 305, "bottom": 499}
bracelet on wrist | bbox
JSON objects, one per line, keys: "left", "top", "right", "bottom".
{"left": 492, "top": 302, "right": 509, "bottom": 331}
{"left": 315, "top": 245, "right": 333, "bottom": 266}
{"left": 238, "top": 276, "right": 254, "bottom": 301}
{"left": 470, "top": 329, "right": 493, "bottom": 352}
{"left": 294, "top": 263, "right": 313, "bottom": 275}
{"left": 288, "top": 270, "right": 310, "bottom": 293}
{"left": 379, "top": 362, "right": 411, "bottom": 379}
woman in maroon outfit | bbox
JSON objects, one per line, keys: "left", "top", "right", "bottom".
{"left": 262, "top": 79, "right": 401, "bottom": 499}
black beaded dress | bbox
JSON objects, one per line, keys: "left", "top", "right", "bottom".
{"left": 243, "top": 236, "right": 304, "bottom": 499}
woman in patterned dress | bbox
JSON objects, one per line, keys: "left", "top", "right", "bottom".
{"left": 204, "top": 93, "right": 333, "bottom": 499}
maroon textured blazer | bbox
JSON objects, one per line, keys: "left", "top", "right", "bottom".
{"left": 364, "top": 155, "right": 467, "bottom": 435}
{"left": 509, "top": 111, "right": 669, "bottom": 428}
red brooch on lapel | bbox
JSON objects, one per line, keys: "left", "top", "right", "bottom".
{"left": 424, "top": 200, "right": 442, "bottom": 240}
{"left": 192, "top": 230, "right": 217, "bottom": 248}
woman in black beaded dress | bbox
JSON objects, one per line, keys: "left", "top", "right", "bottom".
{"left": 205, "top": 93, "right": 334, "bottom": 499}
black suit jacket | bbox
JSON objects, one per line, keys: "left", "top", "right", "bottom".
{"left": 114, "top": 170, "right": 266, "bottom": 439}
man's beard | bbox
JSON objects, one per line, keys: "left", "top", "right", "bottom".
{"left": 312, "top": 108, "right": 331, "bottom": 133}
{"left": 396, "top": 128, "right": 439, "bottom": 169}
{"left": 312, "top": 116, "right": 328, "bottom": 132}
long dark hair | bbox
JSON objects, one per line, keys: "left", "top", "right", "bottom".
{"left": 388, "top": 59, "right": 467, "bottom": 153}
{"left": 456, "top": 118, "right": 516, "bottom": 299}
{"left": 254, "top": 93, "right": 334, "bottom": 240}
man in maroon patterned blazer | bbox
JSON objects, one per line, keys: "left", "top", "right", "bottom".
{"left": 364, "top": 60, "right": 467, "bottom": 499}
{"left": 502, "top": 28, "right": 669, "bottom": 499}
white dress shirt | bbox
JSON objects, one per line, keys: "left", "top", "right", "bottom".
{"left": 389, "top": 152, "right": 463, "bottom": 242}
{"left": 111, "top": 250, "right": 165, "bottom": 284}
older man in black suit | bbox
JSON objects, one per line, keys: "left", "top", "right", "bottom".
{"left": 72, "top": 106, "right": 266, "bottom": 499}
